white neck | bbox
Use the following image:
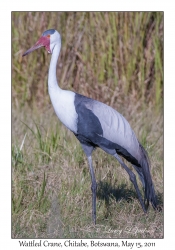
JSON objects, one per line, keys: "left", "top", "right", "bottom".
{"left": 47, "top": 40, "right": 78, "bottom": 134}
{"left": 48, "top": 43, "right": 61, "bottom": 90}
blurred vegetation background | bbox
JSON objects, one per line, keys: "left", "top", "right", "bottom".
{"left": 12, "top": 12, "right": 163, "bottom": 110}
{"left": 12, "top": 12, "right": 163, "bottom": 238}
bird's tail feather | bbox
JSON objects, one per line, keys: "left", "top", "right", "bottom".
{"left": 138, "top": 144, "right": 157, "bottom": 210}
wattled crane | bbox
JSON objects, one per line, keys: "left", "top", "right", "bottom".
{"left": 23, "top": 29, "right": 157, "bottom": 224}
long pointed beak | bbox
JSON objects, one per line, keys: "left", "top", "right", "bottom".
{"left": 22, "top": 36, "right": 50, "bottom": 57}
{"left": 22, "top": 43, "right": 43, "bottom": 56}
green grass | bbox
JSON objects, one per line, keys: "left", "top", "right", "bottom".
{"left": 12, "top": 106, "right": 163, "bottom": 238}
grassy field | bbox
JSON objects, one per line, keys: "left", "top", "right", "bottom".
{"left": 12, "top": 12, "right": 163, "bottom": 238}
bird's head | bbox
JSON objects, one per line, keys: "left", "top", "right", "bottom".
{"left": 23, "top": 29, "right": 61, "bottom": 57}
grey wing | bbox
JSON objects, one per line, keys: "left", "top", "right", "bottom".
{"left": 86, "top": 100, "right": 141, "bottom": 161}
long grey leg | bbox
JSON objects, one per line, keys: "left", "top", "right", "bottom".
{"left": 81, "top": 143, "right": 97, "bottom": 224}
{"left": 114, "top": 153, "right": 146, "bottom": 213}
{"left": 87, "top": 155, "right": 97, "bottom": 224}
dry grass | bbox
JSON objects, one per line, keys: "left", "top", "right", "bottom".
{"left": 12, "top": 12, "right": 163, "bottom": 109}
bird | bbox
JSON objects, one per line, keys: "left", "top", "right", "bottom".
{"left": 23, "top": 29, "right": 157, "bottom": 224}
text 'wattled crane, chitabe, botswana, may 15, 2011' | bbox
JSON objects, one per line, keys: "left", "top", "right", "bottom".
{"left": 23, "top": 29, "right": 157, "bottom": 224}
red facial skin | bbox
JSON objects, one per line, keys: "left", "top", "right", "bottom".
{"left": 23, "top": 35, "right": 51, "bottom": 57}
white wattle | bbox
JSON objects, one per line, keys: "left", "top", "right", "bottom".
{"left": 48, "top": 39, "right": 78, "bottom": 133}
